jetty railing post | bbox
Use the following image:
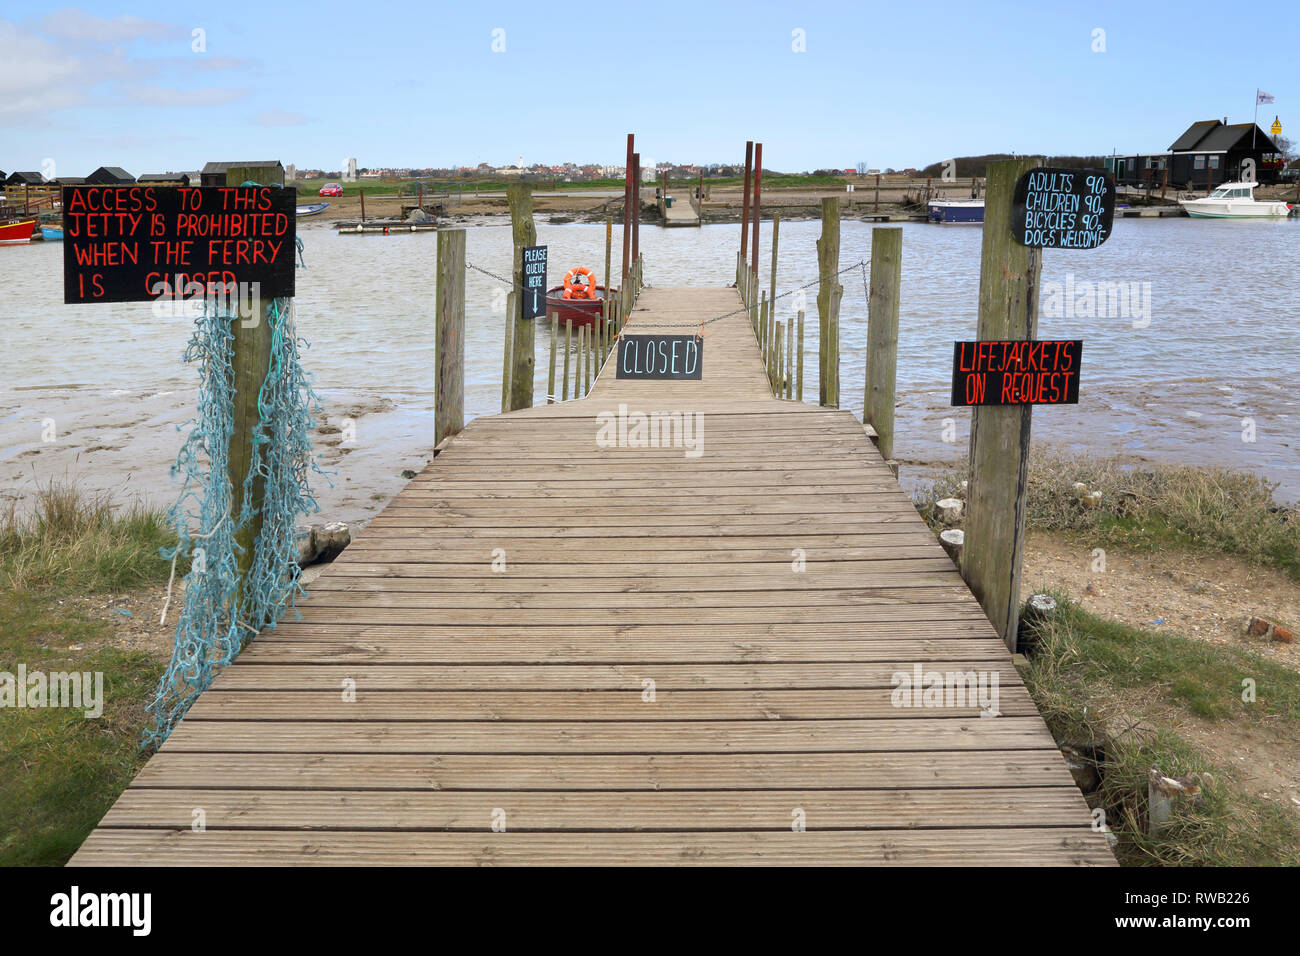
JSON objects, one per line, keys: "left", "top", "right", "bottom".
{"left": 434, "top": 227, "right": 466, "bottom": 443}
{"left": 506, "top": 182, "right": 536, "bottom": 410}
{"left": 546, "top": 312, "right": 558, "bottom": 404}
{"left": 774, "top": 319, "right": 784, "bottom": 395}
{"left": 864, "top": 226, "right": 902, "bottom": 461}
{"left": 785, "top": 312, "right": 794, "bottom": 400}
{"left": 750, "top": 143, "right": 763, "bottom": 285}
{"left": 769, "top": 212, "right": 780, "bottom": 320}
{"left": 228, "top": 297, "right": 272, "bottom": 605}
{"left": 796, "top": 309, "right": 805, "bottom": 402}
{"left": 960, "top": 157, "right": 1044, "bottom": 652}
{"left": 501, "top": 291, "right": 515, "bottom": 412}
{"left": 562, "top": 318, "right": 572, "bottom": 401}
{"left": 817, "top": 196, "right": 841, "bottom": 407}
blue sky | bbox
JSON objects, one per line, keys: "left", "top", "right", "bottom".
{"left": 2, "top": 0, "right": 1294, "bottom": 177}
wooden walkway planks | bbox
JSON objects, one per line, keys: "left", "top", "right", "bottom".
{"left": 69, "top": 285, "right": 1114, "bottom": 867}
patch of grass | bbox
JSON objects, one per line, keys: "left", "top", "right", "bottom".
{"left": 911, "top": 452, "right": 1300, "bottom": 580}
{"left": 0, "top": 483, "right": 173, "bottom": 865}
{"left": 1022, "top": 594, "right": 1300, "bottom": 866}
{"left": 0, "top": 482, "right": 177, "bottom": 592}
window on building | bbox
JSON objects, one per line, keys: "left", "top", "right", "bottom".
{"left": 1209, "top": 156, "right": 1219, "bottom": 169}
{"left": 1194, "top": 155, "right": 1205, "bottom": 170}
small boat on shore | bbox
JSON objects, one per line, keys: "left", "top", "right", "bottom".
{"left": 0, "top": 217, "right": 37, "bottom": 245}
{"left": 296, "top": 202, "right": 329, "bottom": 217}
{"left": 41, "top": 225, "right": 63, "bottom": 241}
{"left": 928, "top": 198, "right": 984, "bottom": 224}
{"left": 1179, "top": 182, "right": 1292, "bottom": 219}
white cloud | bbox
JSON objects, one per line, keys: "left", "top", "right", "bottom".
{"left": 124, "top": 84, "right": 251, "bottom": 107}
{"left": 37, "top": 8, "right": 183, "bottom": 45}
{"left": 254, "top": 109, "right": 308, "bottom": 127}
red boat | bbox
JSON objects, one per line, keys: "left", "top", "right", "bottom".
{"left": 544, "top": 284, "right": 616, "bottom": 329}
{"left": 0, "top": 209, "right": 37, "bottom": 246}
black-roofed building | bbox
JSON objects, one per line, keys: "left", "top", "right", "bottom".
{"left": 86, "top": 166, "right": 135, "bottom": 185}
{"left": 1107, "top": 119, "right": 1285, "bottom": 189}
{"left": 5, "top": 171, "right": 46, "bottom": 185}
{"left": 201, "top": 160, "right": 284, "bottom": 187}
{"left": 137, "top": 172, "right": 191, "bottom": 186}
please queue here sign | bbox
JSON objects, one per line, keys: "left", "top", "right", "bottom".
{"left": 950, "top": 340, "right": 1082, "bottom": 406}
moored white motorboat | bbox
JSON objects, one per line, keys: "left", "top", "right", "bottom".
{"left": 1179, "top": 181, "right": 1293, "bottom": 219}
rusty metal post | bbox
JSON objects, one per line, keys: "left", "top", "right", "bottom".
{"left": 740, "top": 141, "right": 753, "bottom": 260}
{"left": 632, "top": 152, "right": 640, "bottom": 264}
{"left": 622, "top": 133, "right": 633, "bottom": 293}
{"left": 750, "top": 143, "right": 763, "bottom": 280}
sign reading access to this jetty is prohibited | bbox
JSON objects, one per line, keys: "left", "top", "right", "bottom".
{"left": 521, "top": 244, "right": 547, "bottom": 319}
{"left": 62, "top": 185, "right": 296, "bottom": 304}
{"left": 1011, "top": 168, "right": 1115, "bottom": 249}
{"left": 951, "top": 339, "right": 1082, "bottom": 406}
{"left": 617, "top": 334, "right": 703, "bottom": 380}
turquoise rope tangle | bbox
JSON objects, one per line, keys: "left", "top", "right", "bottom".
{"left": 144, "top": 237, "right": 324, "bottom": 748}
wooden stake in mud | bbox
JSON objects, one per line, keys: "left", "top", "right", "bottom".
{"left": 864, "top": 226, "right": 902, "bottom": 461}
{"left": 434, "top": 227, "right": 466, "bottom": 443}
{"left": 817, "top": 197, "right": 840, "bottom": 407}
{"left": 507, "top": 183, "right": 537, "bottom": 410}
{"left": 961, "top": 158, "right": 1044, "bottom": 651}
{"left": 359, "top": 187, "right": 365, "bottom": 222}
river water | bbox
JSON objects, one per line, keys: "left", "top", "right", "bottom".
{"left": 2, "top": 214, "right": 1297, "bottom": 524}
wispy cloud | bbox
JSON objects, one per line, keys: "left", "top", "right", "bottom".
{"left": 125, "top": 84, "right": 251, "bottom": 107}
{"left": 254, "top": 108, "right": 308, "bottom": 127}
{"left": 37, "top": 8, "right": 184, "bottom": 45}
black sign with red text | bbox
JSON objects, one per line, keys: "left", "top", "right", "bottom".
{"left": 951, "top": 339, "right": 1082, "bottom": 406}
{"left": 62, "top": 185, "right": 296, "bottom": 304}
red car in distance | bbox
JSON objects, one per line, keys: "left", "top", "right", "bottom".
{"left": 319, "top": 183, "right": 343, "bottom": 197}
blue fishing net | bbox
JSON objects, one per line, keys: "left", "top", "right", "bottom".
{"left": 144, "top": 239, "right": 324, "bottom": 748}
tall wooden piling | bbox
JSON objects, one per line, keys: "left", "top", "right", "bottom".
{"left": 562, "top": 318, "right": 573, "bottom": 401}
{"left": 228, "top": 297, "right": 272, "bottom": 603}
{"left": 507, "top": 183, "right": 537, "bottom": 410}
{"left": 631, "top": 153, "right": 641, "bottom": 266}
{"left": 434, "top": 228, "right": 466, "bottom": 442}
{"left": 817, "top": 197, "right": 841, "bottom": 407}
{"left": 961, "top": 158, "right": 1044, "bottom": 651}
{"left": 603, "top": 215, "right": 613, "bottom": 330}
{"left": 864, "top": 227, "right": 902, "bottom": 461}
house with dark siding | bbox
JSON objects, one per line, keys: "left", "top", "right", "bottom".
{"left": 1107, "top": 120, "right": 1284, "bottom": 189}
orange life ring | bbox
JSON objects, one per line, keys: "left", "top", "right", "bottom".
{"left": 563, "top": 266, "right": 596, "bottom": 300}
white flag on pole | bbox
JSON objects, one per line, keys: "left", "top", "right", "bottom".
{"left": 1257, "top": 89, "right": 1275, "bottom": 105}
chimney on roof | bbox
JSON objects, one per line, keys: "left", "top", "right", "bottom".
{"left": 1223, "top": 117, "right": 1228, "bottom": 124}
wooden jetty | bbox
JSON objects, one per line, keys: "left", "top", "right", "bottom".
{"left": 70, "top": 285, "right": 1113, "bottom": 866}
{"left": 658, "top": 194, "right": 702, "bottom": 227}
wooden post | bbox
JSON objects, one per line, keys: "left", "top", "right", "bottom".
{"left": 507, "top": 183, "right": 536, "bottom": 410}
{"left": 501, "top": 291, "right": 515, "bottom": 412}
{"left": 359, "top": 187, "right": 366, "bottom": 222}
{"left": 228, "top": 297, "right": 272, "bottom": 604}
{"left": 875, "top": 173, "right": 881, "bottom": 212}
{"left": 759, "top": 290, "right": 768, "bottom": 355}
{"left": 562, "top": 318, "right": 573, "bottom": 401}
{"left": 774, "top": 320, "right": 784, "bottom": 394}
{"left": 740, "top": 140, "right": 753, "bottom": 260}
{"left": 817, "top": 197, "right": 840, "bottom": 407}
{"left": 785, "top": 312, "right": 794, "bottom": 400}
{"left": 961, "top": 158, "right": 1043, "bottom": 651}
{"left": 864, "top": 227, "right": 902, "bottom": 461}
{"left": 750, "top": 143, "right": 763, "bottom": 282}
{"left": 434, "top": 228, "right": 466, "bottom": 443}
{"left": 796, "top": 309, "right": 805, "bottom": 402}
{"left": 546, "top": 312, "right": 558, "bottom": 404}
{"left": 1161, "top": 164, "right": 1168, "bottom": 201}
{"left": 769, "top": 213, "right": 780, "bottom": 318}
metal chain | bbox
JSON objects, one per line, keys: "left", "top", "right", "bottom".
{"left": 466, "top": 260, "right": 518, "bottom": 289}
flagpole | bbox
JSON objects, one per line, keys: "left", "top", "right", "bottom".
{"left": 1254, "top": 89, "right": 1259, "bottom": 150}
